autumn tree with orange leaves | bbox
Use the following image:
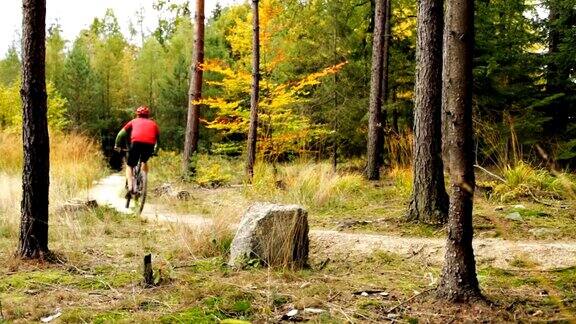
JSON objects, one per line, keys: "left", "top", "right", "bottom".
{"left": 197, "top": 0, "right": 347, "bottom": 161}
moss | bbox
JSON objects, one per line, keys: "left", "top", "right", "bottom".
{"left": 0, "top": 270, "right": 76, "bottom": 292}
{"left": 370, "top": 250, "right": 402, "bottom": 266}
{"left": 356, "top": 298, "right": 384, "bottom": 310}
{"left": 512, "top": 276, "right": 541, "bottom": 287}
{"left": 509, "top": 254, "right": 540, "bottom": 269}
{"left": 550, "top": 267, "right": 576, "bottom": 300}
{"left": 159, "top": 307, "right": 226, "bottom": 323}
{"left": 60, "top": 309, "right": 131, "bottom": 323}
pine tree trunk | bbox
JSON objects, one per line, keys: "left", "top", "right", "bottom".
{"left": 381, "top": 0, "right": 392, "bottom": 126}
{"left": 547, "top": 1, "right": 560, "bottom": 94}
{"left": 546, "top": 1, "right": 572, "bottom": 133}
{"left": 379, "top": 0, "right": 392, "bottom": 166}
{"left": 407, "top": 0, "right": 448, "bottom": 225}
{"left": 246, "top": 0, "right": 260, "bottom": 181}
{"left": 19, "top": 0, "right": 50, "bottom": 259}
{"left": 182, "top": 0, "right": 205, "bottom": 175}
{"left": 366, "top": 0, "right": 386, "bottom": 181}
{"left": 437, "top": 0, "right": 481, "bottom": 302}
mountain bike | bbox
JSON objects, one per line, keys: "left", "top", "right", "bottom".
{"left": 125, "top": 161, "right": 147, "bottom": 215}
{"left": 117, "top": 147, "right": 148, "bottom": 215}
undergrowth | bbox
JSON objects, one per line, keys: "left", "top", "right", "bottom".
{"left": 151, "top": 151, "right": 243, "bottom": 188}
{"left": 0, "top": 130, "right": 106, "bottom": 237}
{"left": 247, "top": 162, "right": 380, "bottom": 213}
{"left": 479, "top": 161, "right": 576, "bottom": 202}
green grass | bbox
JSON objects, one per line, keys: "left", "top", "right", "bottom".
{"left": 484, "top": 161, "right": 576, "bottom": 202}
{"left": 147, "top": 155, "right": 576, "bottom": 240}
{"left": 1, "top": 143, "right": 576, "bottom": 321}
{"left": 0, "top": 206, "right": 574, "bottom": 322}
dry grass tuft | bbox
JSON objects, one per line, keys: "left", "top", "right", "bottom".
{"left": 0, "top": 130, "right": 106, "bottom": 240}
{"left": 387, "top": 132, "right": 413, "bottom": 168}
{"left": 249, "top": 162, "right": 367, "bottom": 210}
{"left": 480, "top": 161, "right": 576, "bottom": 202}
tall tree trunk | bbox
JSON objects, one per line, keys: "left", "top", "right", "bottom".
{"left": 366, "top": 0, "right": 386, "bottom": 180}
{"left": 381, "top": 0, "right": 392, "bottom": 127}
{"left": 547, "top": 0, "right": 560, "bottom": 94}
{"left": 407, "top": 0, "right": 448, "bottom": 225}
{"left": 545, "top": 0, "right": 572, "bottom": 133}
{"left": 332, "top": 18, "right": 339, "bottom": 173}
{"left": 379, "top": 0, "right": 392, "bottom": 166}
{"left": 19, "top": 0, "right": 50, "bottom": 259}
{"left": 246, "top": 0, "right": 260, "bottom": 181}
{"left": 437, "top": 0, "right": 481, "bottom": 302}
{"left": 182, "top": 0, "right": 205, "bottom": 175}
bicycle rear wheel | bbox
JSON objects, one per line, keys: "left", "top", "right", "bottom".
{"left": 135, "top": 167, "right": 147, "bottom": 215}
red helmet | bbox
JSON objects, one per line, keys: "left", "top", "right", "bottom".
{"left": 136, "top": 105, "right": 150, "bottom": 117}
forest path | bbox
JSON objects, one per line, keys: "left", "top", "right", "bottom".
{"left": 88, "top": 174, "right": 576, "bottom": 270}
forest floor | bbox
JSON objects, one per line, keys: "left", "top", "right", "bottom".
{"left": 1, "top": 172, "right": 575, "bottom": 322}
{"left": 92, "top": 174, "right": 576, "bottom": 271}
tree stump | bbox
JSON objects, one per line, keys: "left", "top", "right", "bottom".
{"left": 229, "top": 203, "right": 309, "bottom": 269}
{"left": 143, "top": 254, "right": 153, "bottom": 287}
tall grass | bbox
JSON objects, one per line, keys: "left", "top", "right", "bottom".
{"left": 248, "top": 162, "right": 370, "bottom": 211}
{"left": 0, "top": 130, "right": 106, "bottom": 236}
{"left": 490, "top": 161, "right": 576, "bottom": 201}
{"left": 386, "top": 132, "right": 413, "bottom": 168}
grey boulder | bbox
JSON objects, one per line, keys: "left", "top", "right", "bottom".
{"left": 229, "top": 203, "right": 309, "bottom": 269}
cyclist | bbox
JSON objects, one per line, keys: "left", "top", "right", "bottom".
{"left": 114, "top": 106, "right": 160, "bottom": 197}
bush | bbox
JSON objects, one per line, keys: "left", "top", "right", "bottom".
{"left": 490, "top": 161, "right": 576, "bottom": 201}
{"left": 150, "top": 151, "right": 243, "bottom": 187}
{"left": 248, "top": 162, "right": 369, "bottom": 211}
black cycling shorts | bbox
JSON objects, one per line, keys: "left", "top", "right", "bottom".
{"left": 127, "top": 142, "right": 155, "bottom": 167}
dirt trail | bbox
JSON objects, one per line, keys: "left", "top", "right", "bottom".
{"left": 88, "top": 174, "right": 576, "bottom": 270}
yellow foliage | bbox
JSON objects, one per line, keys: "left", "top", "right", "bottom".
{"left": 199, "top": 0, "right": 349, "bottom": 159}
{"left": 392, "top": 6, "right": 417, "bottom": 42}
{"left": 0, "top": 79, "right": 69, "bottom": 131}
{"left": 201, "top": 58, "right": 345, "bottom": 159}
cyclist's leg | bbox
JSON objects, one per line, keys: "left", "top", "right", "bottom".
{"left": 126, "top": 143, "right": 141, "bottom": 192}
{"left": 125, "top": 164, "right": 133, "bottom": 191}
{"left": 139, "top": 144, "right": 155, "bottom": 174}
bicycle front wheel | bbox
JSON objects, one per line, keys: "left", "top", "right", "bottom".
{"left": 135, "top": 170, "right": 147, "bottom": 215}
{"left": 125, "top": 179, "right": 131, "bottom": 208}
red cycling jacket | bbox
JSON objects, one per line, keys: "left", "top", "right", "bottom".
{"left": 123, "top": 118, "right": 160, "bottom": 145}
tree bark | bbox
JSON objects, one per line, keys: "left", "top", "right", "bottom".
{"left": 437, "top": 0, "right": 481, "bottom": 302}
{"left": 407, "top": 0, "right": 448, "bottom": 225}
{"left": 379, "top": 0, "right": 392, "bottom": 166}
{"left": 365, "top": 0, "right": 386, "bottom": 180}
{"left": 547, "top": 0, "right": 560, "bottom": 94}
{"left": 381, "top": 0, "right": 392, "bottom": 126}
{"left": 19, "top": 0, "right": 50, "bottom": 259}
{"left": 246, "top": 0, "right": 260, "bottom": 181}
{"left": 182, "top": 0, "right": 205, "bottom": 175}
{"left": 545, "top": 0, "right": 573, "bottom": 133}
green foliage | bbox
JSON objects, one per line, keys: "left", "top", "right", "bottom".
{"left": 156, "top": 19, "right": 193, "bottom": 150}
{"left": 46, "top": 24, "right": 67, "bottom": 88}
{"left": 0, "top": 79, "right": 69, "bottom": 131}
{"left": 0, "top": 46, "right": 20, "bottom": 86}
{"left": 0, "top": 0, "right": 572, "bottom": 169}
{"left": 195, "top": 160, "right": 234, "bottom": 188}
{"left": 133, "top": 38, "right": 164, "bottom": 107}
{"left": 61, "top": 39, "right": 98, "bottom": 132}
